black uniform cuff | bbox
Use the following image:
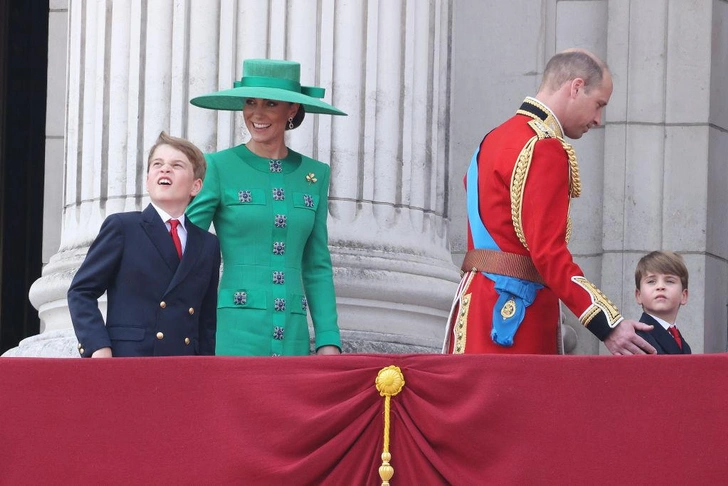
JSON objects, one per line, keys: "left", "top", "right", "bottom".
{"left": 586, "top": 312, "right": 620, "bottom": 341}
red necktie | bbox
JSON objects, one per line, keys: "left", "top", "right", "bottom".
{"left": 668, "top": 326, "right": 683, "bottom": 350}
{"left": 169, "top": 219, "right": 183, "bottom": 259}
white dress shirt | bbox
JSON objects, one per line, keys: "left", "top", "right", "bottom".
{"left": 150, "top": 202, "right": 188, "bottom": 254}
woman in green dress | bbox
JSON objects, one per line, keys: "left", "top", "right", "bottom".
{"left": 187, "top": 59, "right": 346, "bottom": 356}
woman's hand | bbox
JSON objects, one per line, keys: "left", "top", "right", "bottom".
{"left": 316, "top": 345, "right": 341, "bottom": 356}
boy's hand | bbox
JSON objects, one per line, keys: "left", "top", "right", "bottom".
{"left": 316, "top": 345, "right": 341, "bottom": 356}
{"left": 604, "top": 320, "right": 656, "bottom": 355}
{"left": 91, "top": 347, "right": 113, "bottom": 358}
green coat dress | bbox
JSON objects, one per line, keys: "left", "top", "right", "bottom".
{"left": 186, "top": 144, "right": 341, "bottom": 356}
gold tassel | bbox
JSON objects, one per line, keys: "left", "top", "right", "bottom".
{"left": 375, "top": 366, "right": 406, "bottom": 486}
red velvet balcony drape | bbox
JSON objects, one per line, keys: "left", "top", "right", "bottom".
{"left": 1, "top": 354, "right": 726, "bottom": 484}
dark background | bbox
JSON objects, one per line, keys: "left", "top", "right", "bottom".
{"left": 0, "top": 0, "right": 49, "bottom": 353}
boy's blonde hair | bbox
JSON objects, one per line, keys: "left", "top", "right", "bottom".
{"left": 146, "top": 131, "right": 206, "bottom": 180}
{"left": 634, "top": 251, "right": 689, "bottom": 290}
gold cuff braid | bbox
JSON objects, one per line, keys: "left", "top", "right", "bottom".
{"left": 572, "top": 276, "right": 622, "bottom": 328}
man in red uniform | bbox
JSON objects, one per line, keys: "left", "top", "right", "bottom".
{"left": 444, "top": 48, "right": 656, "bottom": 355}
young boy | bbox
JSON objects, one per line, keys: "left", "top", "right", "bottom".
{"left": 68, "top": 132, "right": 221, "bottom": 357}
{"left": 634, "top": 250, "right": 691, "bottom": 354}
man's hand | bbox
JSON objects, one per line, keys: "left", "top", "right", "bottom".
{"left": 604, "top": 320, "right": 656, "bottom": 355}
{"left": 91, "top": 347, "right": 113, "bottom": 358}
{"left": 316, "top": 345, "right": 341, "bottom": 356}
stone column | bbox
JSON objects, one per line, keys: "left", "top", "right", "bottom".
{"left": 326, "top": 0, "right": 458, "bottom": 351}
{"left": 14, "top": 0, "right": 457, "bottom": 356}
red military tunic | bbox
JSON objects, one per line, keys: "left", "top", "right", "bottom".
{"left": 444, "top": 98, "right": 623, "bottom": 354}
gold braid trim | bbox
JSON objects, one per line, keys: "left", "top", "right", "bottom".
{"left": 560, "top": 141, "right": 580, "bottom": 244}
{"left": 571, "top": 276, "right": 623, "bottom": 328}
{"left": 511, "top": 120, "right": 582, "bottom": 250}
{"left": 561, "top": 140, "right": 581, "bottom": 198}
{"left": 453, "top": 292, "right": 471, "bottom": 354}
{"left": 566, "top": 209, "right": 573, "bottom": 244}
{"left": 510, "top": 135, "right": 538, "bottom": 251}
{"left": 452, "top": 270, "right": 476, "bottom": 354}
{"left": 516, "top": 98, "right": 580, "bottom": 199}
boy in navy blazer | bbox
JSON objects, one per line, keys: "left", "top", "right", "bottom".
{"left": 68, "top": 132, "right": 221, "bottom": 357}
{"left": 634, "top": 251, "right": 691, "bottom": 355}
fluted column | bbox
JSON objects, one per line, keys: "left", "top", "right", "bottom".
{"left": 14, "top": 1, "right": 131, "bottom": 354}
{"left": 29, "top": 0, "right": 213, "bottom": 337}
{"left": 327, "top": 0, "right": 458, "bottom": 350}
{"left": 23, "top": 0, "right": 457, "bottom": 356}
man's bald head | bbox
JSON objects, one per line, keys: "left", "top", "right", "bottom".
{"left": 535, "top": 48, "right": 613, "bottom": 139}
{"left": 539, "top": 49, "right": 609, "bottom": 94}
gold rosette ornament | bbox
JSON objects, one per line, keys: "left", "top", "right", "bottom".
{"left": 375, "top": 365, "right": 405, "bottom": 486}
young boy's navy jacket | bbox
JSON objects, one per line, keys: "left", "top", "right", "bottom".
{"left": 68, "top": 204, "right": 220, "bottom": 357}
{"left": 635, "top": 313, "right": 691, "bottom": 355}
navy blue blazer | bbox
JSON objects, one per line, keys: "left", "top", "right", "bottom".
{"left": 68, "top": 204, "right": 221, "bottom": 357}
{"left": 635, "top": 312, "right": 691, "bottom": 355}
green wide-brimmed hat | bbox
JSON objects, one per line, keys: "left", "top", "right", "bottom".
{"left": 190, "top": 59, "right": 346, "bottom": 116}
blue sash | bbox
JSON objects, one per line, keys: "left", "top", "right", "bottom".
{"left": 466, "top": 148, "right": 543, "bottom": 346}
